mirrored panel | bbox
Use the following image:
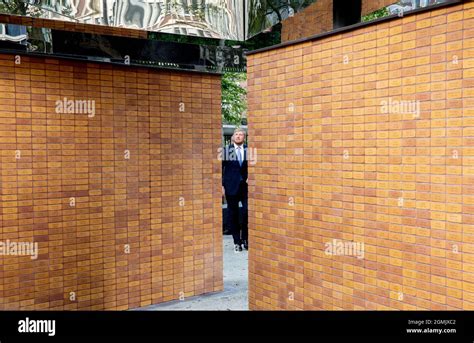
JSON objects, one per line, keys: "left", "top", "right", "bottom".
{"left": 0, "top": 0, "right": 246, "bottom": 40}
{"left": 275, "top": 0, "right": 457, "bottom": 43}
{"left": 246, "top": 0, "right": 318, "bottom": 39}
{"left": 0, "top": 0, "right": 461, "bottom": 45}
{"left": 0, "top": 21, "right": 247, "bottom": 72}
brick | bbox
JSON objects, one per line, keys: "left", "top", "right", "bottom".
{"left": 0, "top": 55, "right": 223, "bottom": 310}
{"left": 248, "top": 1, "right": 473, "bottom": 310}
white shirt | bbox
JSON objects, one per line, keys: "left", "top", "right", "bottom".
{"left": 233, "top": 143, "right": 244, "bottom": 164}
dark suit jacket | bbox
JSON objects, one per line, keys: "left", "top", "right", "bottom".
{"left": 222, "top": 144, "right": 248, "bottom": 196}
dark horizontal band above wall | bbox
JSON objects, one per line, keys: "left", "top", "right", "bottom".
{"left": 246, "top": 0, "right": 463, "bottom": 56}
{"left": 0, "top": 24, "right": 247, "bottom": 74}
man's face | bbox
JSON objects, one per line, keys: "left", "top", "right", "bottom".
{"left": 234, "top": 131, "right": 245, "bottom": 145}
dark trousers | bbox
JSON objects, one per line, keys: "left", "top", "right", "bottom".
{"left": 225, "top": 182, "right": 248, "bottom": 245}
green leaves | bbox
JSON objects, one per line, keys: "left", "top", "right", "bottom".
{"left": 361, "top": 7, "right": 390, "bottom": 22}
{"left": 222, "top": 72, "right": 247, "bottom": 125}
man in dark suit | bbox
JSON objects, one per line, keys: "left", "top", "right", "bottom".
{"left": 222, "top": 128, "right": 248, "bottom": 252}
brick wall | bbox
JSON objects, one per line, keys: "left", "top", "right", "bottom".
{"left": 0, "top": 54, "right": 223, "bottom": 310}
{"left": 281, "top": 0, "right": 397, "bottom": 42}
{"left": 281, "top": 0, "right": 333, "bottom": 42}
{"left": 248, "top": 1, "right": 474, "bottom": 310}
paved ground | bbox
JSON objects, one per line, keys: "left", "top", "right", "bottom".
{"left": 139, "top": 235, "right": 248, "bottom": 311}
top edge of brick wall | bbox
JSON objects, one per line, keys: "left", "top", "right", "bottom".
{"left": 0, "top": 14, "right": 148, "bottom": 39}
{"left": 246, "top": 0, "right": 466, "bottom": 56}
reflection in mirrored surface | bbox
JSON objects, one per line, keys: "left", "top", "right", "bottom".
{"left": 0, "top": 0, "right": 246, "bottom": 40}
{"left": 0, "top": 0, "right": 323, "bottom": 41}
{"left": 246, "top": 0, "right": 317, "bottom": 39}
{"left": 385, "top": 0, "right": 450, "bottom": 15}
{"left": 0, "top": 0, "right": 458, "bottom": 45}
{"left": 0, "top": 21, "right": 247, "bottom": 72}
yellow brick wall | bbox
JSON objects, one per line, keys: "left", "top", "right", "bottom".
{"left": 248, "top": 1, "right": 474, "bottom": 310}
{"left": 0, "top": 54, "right": 223, "bottom": 310}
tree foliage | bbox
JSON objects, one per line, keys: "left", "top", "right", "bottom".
{"left": 361, "top": 7, "right": 390, "bottom": 22}
{"left": 222, "top": 72, "right": 247, "bottom": 125}
{"left": 247, "top": 0, "right": 314, "bottom": 40}
{"left": 0, "top": 0, "right": 47, "bottom": 16}
{"left": 0, "top": 0, "right": 29, "bottom": 15}
{"left": 149, "top": 19, "right": 280, "bottom": 127}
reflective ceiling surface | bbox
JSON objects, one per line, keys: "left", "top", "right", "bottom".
{"left": 0, "top": 0, "right": 456, "bottom": 41}
{"left": 0, "top": 0, "right": 318, "bottom": 40}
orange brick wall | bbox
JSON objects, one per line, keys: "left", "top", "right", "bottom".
{"left": 281, "top": 0, "right": 333, "bottom": 42}
{"left": 248, "top": 1, "right": 474, "bottom": 310}
{"left": 0, "top": 54, "right": 223, "bottom": 310}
